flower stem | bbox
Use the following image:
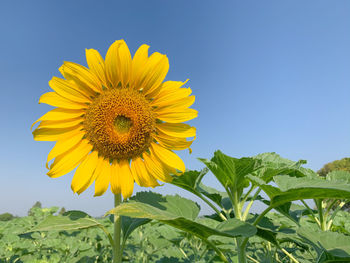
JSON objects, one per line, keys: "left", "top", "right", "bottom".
{"left": 113, "top": 194, "right": 122, "bottom": 263}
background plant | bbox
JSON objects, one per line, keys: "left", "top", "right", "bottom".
{"left": 2, "top": 151, "right": 350, "bottom": 262}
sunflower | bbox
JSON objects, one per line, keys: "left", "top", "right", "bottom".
{"left": 32, "top": 40, "right": 197, "bottom": 199}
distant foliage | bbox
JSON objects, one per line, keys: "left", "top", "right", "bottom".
{"left": 0, "top": 213, "right": 15, "bottom": 221}
{"left": 58, "top": 207, "right": 66, "bottom": 215}
{"left": 318, "top": 158, "right": 350, "bottom": 211}
{"left": 28, "top": 201, "right": 42, "bottom": 216}
{"left": 317, "top": 157, "right": 350, "bottom": 177}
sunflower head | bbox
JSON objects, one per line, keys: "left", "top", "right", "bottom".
{"left": 32, "top": 40, "right": 197, "bottom": 199}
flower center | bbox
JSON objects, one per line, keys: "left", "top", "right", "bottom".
{"left": 114, "top": 115, "right": 133, "bottom": 134}
{"left": 83, "top": 88, "right": 155, "bottom": 161}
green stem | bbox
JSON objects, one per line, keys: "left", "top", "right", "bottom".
{"left": 233, "top": 190, "right": 242, "bottom": 220}
{"left": 198, "top": 193, "right": 227, "bottom": 221}
{"left": 203, "top": 239, "right": 229, "bottom": 263}
{"left": 241, "top": 184, "right": 256, "bottom": 204}
{"left": 315, "top": 199, "right": 326, "bottom": 231}
{"left": 301, "top": 200, "right": 320, "bottom": 226}
{"left": 241, "top": 206, "right": 273, "bottom": 250}
{"left": 242, "top": 188, "right": 261, "bottom": 221}
{"left": 236, "top": 237, "right": 247, "bottom": 263}
{"left": 280, "top": 247, "right": 300, "bottom": 263}
{"left": 327, "top": 201, "right": 346, "bottom": 230}
{"left": 113, "top": 194, "right": 122, "bottom": 263}
{"left": 246, "top": 255, "right": 259, "bottom": 263}
{"left": 225, "top": 186, "right": 236, "bottom": 213}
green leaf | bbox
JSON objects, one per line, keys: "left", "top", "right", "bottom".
{"left": 26, "top": 210, "right": 101, "bottom": 232}
{"left": 297, "top": 227, "right": 350, "bottom": 259}
{"left": 121, "top": 216, "right": 151, "bottom": 244}
{"left": 252, "top": 152, "right": 314, "bottom": 183}
{"left": 326, "top": 170, "right": 350, "bottom": 184}
{"left": 198, "top": 183, "right": 228, "bottom": 208}
{"left": 170, "top": 168, "right": 208, "bottom": 195}
{"left": 107, "top": 193, "right": 256, "bottom": 240}
{"left": 317, "top": 250, "right": 350, "bottom": 263}
{"left": 261, "top": 176, "right": 350, "bottom": 208}
{"left": 215, "top": 218, "right": 257, "bottom": 237}
{"left": 131, "top": 192, "right": 200, "bottom": 220}
{"left": 170, "top": 169, "right": 227, "bottom": 208}
{"left": 198, "top": 150, "right": 261, "bottom": 193}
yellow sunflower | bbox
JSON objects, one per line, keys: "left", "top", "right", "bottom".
{"left": 32, "top": 40, "right": 197, "bottom": 199}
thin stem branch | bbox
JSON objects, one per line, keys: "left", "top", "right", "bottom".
{"left": 280, "top": 247, "right": 300, "bottom": 263}
{"left": 246, "top": 255, "right": 259, "bottom": 263}
{"left": 203, "top": 239, "right": 229, "bottom": 263}
{"left": 241, "top": 184, "right": 256, "bottom": 204}
{"left": 113, "top": 194, "right": 122, "bottom": 263}
{"left": 241, "top": 206, "right": 273, "bottom": 250}
{"left": 198, "top": 193, "right": 227, "bottom": 221}
{"left": 327, "top": 201, "right": 346, "bottom": 230}
{"left": 301, "top": 200, "right": 320, "bottom": 226}
{"left": 242, "top": 188, "right": 261, "bottom": 221}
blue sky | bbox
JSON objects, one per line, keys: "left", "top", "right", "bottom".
{"left": 1, "top": 1, "right": 350, "bottom": 216}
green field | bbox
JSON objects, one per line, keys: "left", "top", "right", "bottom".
{"left": 1, "top": 152, "right": 350, "bottom": 263}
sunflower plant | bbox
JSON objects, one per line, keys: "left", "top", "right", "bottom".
{"left": 30, "top": 40, "right": 350, "bottom": 263}
{"left": 109, "top": 151, "right": 350, "bottom": 263}
{"left": 32, "top": 40, "right": 197, "bottom": 262}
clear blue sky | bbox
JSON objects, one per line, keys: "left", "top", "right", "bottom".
{"left": 1, "top": 1, "right": 350, "bottom": 216}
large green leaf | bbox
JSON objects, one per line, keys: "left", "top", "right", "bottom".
{"left": 170, "top": 169, "right": 227, "bottom": 208}
{"left": 317, "top": 250, "right": 350, "bottom": 263}
{"left": 261, "top": 176, "right": 350, "bottom": 207}
{"left": 198, "top": 183, "right": 229, "bottom": 208}
{"left": 107, "top": 192, "right": 256, "bottom": 240}
{"left": 215, "top": 218, "right": 257, "bottom": 237}
{"left": 170, "top": 168, "right": 208, "bottom": 195}
{"left": 121, "top": 216, "right": 151, "bottom": 245}
{"left": 326, "top": 170, "right": 350, "bottom": 184}
{"left": 297, "top": 227, "right": 350, "bottom": 260}
{"left": 198, "top": 150, "right": 261, "bottom": 192}
{"left": 252, "top": 152, "right": 314, "bottom": 183}
{"left": 131, "top": 192, "right": 200, "bottom": 220}
{"left": 26, "top": 211, "right": 101, "bottom": 232}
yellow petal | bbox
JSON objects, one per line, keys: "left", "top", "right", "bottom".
{"left": 110, "top": 161, "right": 121, "bottom": 195}
{"left": 39, "top": 92, "right": 88, "bottom": 110}
{"left": 49, "top": 77, "right": 91, "bottom": 103}
{"left": 32, "top": 108, "right": 85, "bottom": 130}
{"left": 47, "top": 140, "right": 92, "bottom": 178}
{"left": 131, "top": 157, "right": 159, "bottom": 187}
{"left": 131, "top": 44, "right": 149, "bottom": 88}
{"left": 32, "top": 126, "right": 83, "bottom": 141}
{"left": 78, "top": 156, "right": 105, "bottom": 195}
{"left": 94, "top": 159, "right": 111, "bottom": 196}
{"left": 156, "top": 108, "right": 198, "bottom": 123}
{"left": 135, "top": 52, "right": 169, "bottom": 96}
{"left": 111, "top": 161, "right": 134, "bottom": 199}
{"left": 156, "top": 80, "right": 188, "bottom": 95}
{"left": 151, "top": 143, "right": 185, "bottom": 173}
{"left": 105, "top": 40, "right": 132, "bottom": 88}
{"left": 61, "top": 62, "right": 102, "bottom": 94}
{"left": 156, "top": 123, "right": 196, "bottom": 138}
{"left": 143, "top": 152, "right": 173, "bottom": 182}
{"left": 152, "top": 81, "right": 190, "bottom": 107}
{"left": 154, "top": 95, "right": 195, "bottom": 111}
{"left": 46, "top": 130, "right": 85, "bottom": 168}
{"left": 154, "top": 132, "right": 194, "bottom": 150}
{"left": 86, "top": 49, "right": 107, "bottom": 87}
{"left": 71, "top": 151, "right": 99, "bottom": 194}
{"left": 38, "top": 118, "right": 83, "bottom": 129}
